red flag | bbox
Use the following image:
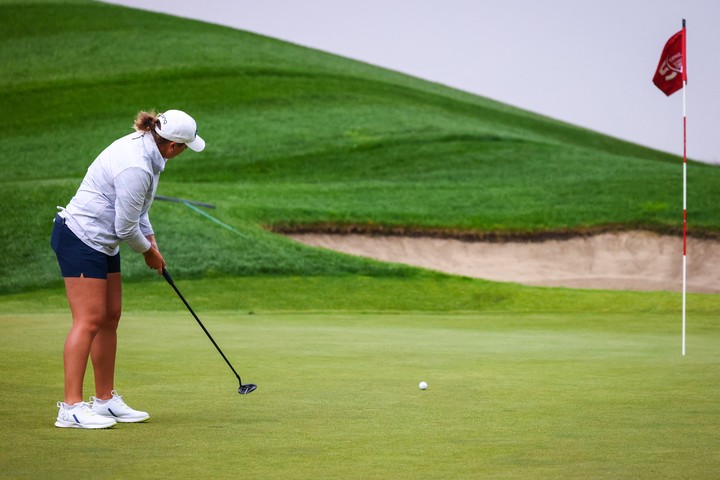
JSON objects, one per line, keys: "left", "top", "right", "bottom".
{"left": 653, "top": 29, "right": 686, "bottom": 96}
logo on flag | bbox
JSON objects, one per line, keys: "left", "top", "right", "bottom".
{"left": 652, "top": 29, "right": 686, "bottom": 96}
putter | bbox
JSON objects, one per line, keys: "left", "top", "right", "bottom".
{"left": 162, "top": 267, "right": 257, "bottom": 395}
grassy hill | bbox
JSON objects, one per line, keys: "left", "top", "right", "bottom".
{"left": 2, "top": 0, "right": 720, "bottom": 294}
{"left": 3, "top": 4, "right": 720, "bottom": 479}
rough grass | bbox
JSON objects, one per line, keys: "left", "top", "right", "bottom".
{"left": 2, "top": 0, "right": 720, "bottom": 293}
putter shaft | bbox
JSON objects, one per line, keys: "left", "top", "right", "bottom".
{"left": 162, "top": 268, "right": 256, "bottom": 393}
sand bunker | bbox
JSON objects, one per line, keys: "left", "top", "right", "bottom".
{"left": 288, "top": 231, "right": 720, "bottom": 293}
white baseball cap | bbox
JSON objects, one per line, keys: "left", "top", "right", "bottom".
{"left": 155, "top": 109, "right": 205, "bottom": 152}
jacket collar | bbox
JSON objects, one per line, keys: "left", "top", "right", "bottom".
{"left": 142, "top": 132, "right": 167, "bottom": 173}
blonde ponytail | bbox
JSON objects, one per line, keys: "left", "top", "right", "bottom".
{"left": 133, "top": 110, "right": 170, "bottom": 145}
{"left": 133, "top": 110, "right": 159, "bottom": 133}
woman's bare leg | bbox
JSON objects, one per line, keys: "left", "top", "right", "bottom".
{"left": 63, "top": 275, "right": 108, "bottom": 405}
{"left": 90, "top": 272, "right": 122, "bottom": 401}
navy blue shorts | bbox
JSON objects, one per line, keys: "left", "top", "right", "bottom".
{"left": 51, "top": 215, "right": 121, "bottom": 279}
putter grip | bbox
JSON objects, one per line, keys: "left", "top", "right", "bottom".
{"left": 162, "top": 267, "right": 174, "bottom": 285}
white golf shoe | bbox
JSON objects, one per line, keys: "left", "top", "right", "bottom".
{"left": 55, "top": 401, "right": 117, "bottom": 429}
{"left": 91, "top": 390, "right": 150, "bottom": 423}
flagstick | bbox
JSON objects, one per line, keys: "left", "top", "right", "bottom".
{"left": 682, "top": 80, "right": 687, "bottom": 356}
{"left": 681, "top": 18, "right": 687, "bottom": 356}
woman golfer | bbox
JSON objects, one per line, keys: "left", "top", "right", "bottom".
{"left": 51, "top": 109, "right": 205, "bottom": 428}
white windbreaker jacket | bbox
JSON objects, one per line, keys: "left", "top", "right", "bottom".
{"left": 58, "top": 131, "right": 166, "bottom": 256}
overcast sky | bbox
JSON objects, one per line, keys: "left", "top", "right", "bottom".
{"left": 103, "top": 0, "right": 720, "bottom": 164}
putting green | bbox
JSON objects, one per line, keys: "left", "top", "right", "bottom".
{"left": 2, "top": 310, "right": 718, "bottom": 479}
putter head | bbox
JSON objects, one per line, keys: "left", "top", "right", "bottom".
{"left": 238, "top": 384, "right": 257, "bottom": 395}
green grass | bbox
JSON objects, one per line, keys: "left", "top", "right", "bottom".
{"left": 2, "top": 0, "right": 720, "bottom": 293}
{"left": 2, "top": 274, "right": 719, "bottom": 316}
{"left": 2, "top": 1, "right": 720, "bottom": 478}
{"left": 2, "top": 309, "right": 719, "bottom": 479}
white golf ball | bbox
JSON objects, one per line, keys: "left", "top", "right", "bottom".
{"left": 419, "top": 381, "right": 428, "bottom": 390}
